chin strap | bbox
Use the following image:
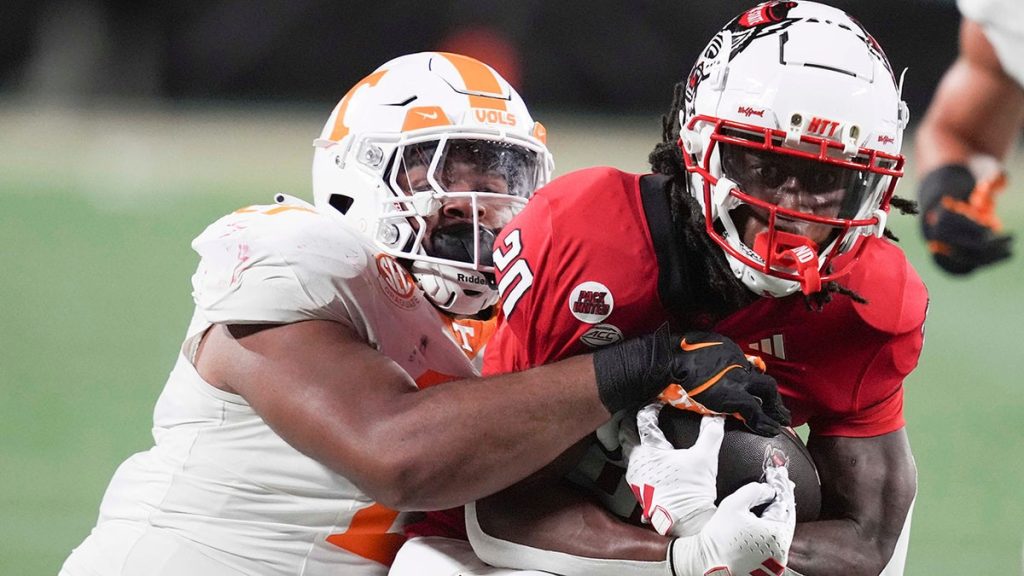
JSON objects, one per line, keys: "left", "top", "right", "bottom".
{"left": 753, "top": 231, "right": 822, "bottom": 296}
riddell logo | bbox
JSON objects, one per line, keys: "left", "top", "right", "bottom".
{"left": 457, "top": 273, "right": 488, "bottom": 286}
{"left": 737, "top": 106, "right": 765, "bottom": 117}
{"left": 878, "top": 135, "right": 895, "bottom": 145}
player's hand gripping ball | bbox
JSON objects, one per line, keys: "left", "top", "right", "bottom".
{"left": 659, "top": 408, "right": 820, "bottom": 523}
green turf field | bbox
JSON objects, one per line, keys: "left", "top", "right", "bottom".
{"left": 2, "top": 104, "right": 1021, "bottom": 574}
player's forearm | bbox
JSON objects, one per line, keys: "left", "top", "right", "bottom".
{"left": 209, "top": 321, "right": 613, "bottom": 511}
{"left": 795, "top": 430, "right": 917, "bottom": 576}
{"left": 371, "top": 326, "right": 720, "bottom": 509}
{"left": 475, "top": 481, "right": 669, "bottom": 563}
{"left": 915, "top": 115, "right": 976, "bottom": 176}
{"left": 917, "top": 22, "right": 1024, "bottom": 176}
{"left": 364, "top": 355, "right": 613, "bottom": 510}
{"left": 786, "top": 520, "right": 889, "bottom": 576}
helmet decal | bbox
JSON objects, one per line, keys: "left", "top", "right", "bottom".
{"left": 727, "top": 2, "right": 800, "bottom": 51}
{"left": 436, "top": 52, "right": 510, "bottom": 108}
{"left": 328, "top": 70, "right": 388, "bottom": 142}
{"left": 734, "top": 1, "right": 798, "bottom": 29}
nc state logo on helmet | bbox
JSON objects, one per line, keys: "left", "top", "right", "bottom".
{"left": 679, "top": 1, "right": 910, "bottom": 298}
{"left": 311, "top": 52, "right": 553, "bottom": 316}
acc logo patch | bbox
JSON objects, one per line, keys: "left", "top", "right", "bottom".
{"left": 376, "top": 254, "right": 419, "bottom": 309}
{"left": 569, "top": 281, "right": 614, "bottom": 324}
{"left": 580, "top": 323, "right": 624, "bottom": 348}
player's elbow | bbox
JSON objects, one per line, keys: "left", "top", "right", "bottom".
{"left": 853, "top": 544, "right": 895, "bottom": 576}
{"left": 852, "top": 488, "right": 917, "bottom": 575}
{"left": 352, "top": 452, "right": 446, "bottom": 511}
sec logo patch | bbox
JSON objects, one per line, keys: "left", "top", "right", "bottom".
{"left": 376, "top": 254, "right": 420, "bottom": 309}
{"left": 569, "top": 281, "right": 614, "bottom": 324}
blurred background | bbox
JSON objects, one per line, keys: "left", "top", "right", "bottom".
{"left": 1, "top": 0, "right": 1021, "bottom": 573}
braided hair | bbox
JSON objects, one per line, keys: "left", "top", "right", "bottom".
{"left": 648, "top": 81, "right": 919, "bottom": 312}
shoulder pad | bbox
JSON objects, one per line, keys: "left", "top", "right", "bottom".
{"left": 847, "top": 239, "right": 928, "bottom": 335}
{"left": 191, "top": 205, "right": 372, "bottom": 324}
{"left": 536, "top": 166, "right": 632, "bottom": 201}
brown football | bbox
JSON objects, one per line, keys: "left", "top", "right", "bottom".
{"left": 658, "top": 408, "right": 821, "bottom": 522}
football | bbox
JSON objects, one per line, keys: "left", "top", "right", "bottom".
{"left": 658, "top": 408, "right": 821, "bottom": 522}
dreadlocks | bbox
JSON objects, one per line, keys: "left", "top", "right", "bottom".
{"left": 649, "top": 82, "right": 757, "bottom": 323}
{"left": 648, "top": 81, "right": 920, "bottom": 313}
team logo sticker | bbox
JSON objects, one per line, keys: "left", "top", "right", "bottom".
{"left": 569, "top": 281, "right": 614, "bottom": 324}
{"left": 376, "top": 254, "right": 420, "bottom": 309}
{"left": 580, "top": 323, "right": 624, "bottom": 348}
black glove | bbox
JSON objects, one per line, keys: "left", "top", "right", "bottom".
{"left": 919, "top": 164, "right": 1013, "bottom": 275}
{"left": 593, "top": 325, "right": 790, "bottom": 436}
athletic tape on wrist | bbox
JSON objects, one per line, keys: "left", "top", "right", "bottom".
{"left": 592, "top": 339, "right": 656, "bottom": 413}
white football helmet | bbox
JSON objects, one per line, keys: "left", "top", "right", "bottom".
{"left": 313, "top": 52, "right": 552, "bottom": 316}
{"left": 679, "top": 1, "right": 909, "bottom": 297}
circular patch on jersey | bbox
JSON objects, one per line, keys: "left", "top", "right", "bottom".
{"left": 375, "top": 254, "right": 420, "bottom": 309}
{"left": 580, "top": 323, "right": 623, "bottom": 348}
{"left": 568, "top": 281, "right": 614, "bottom": 324}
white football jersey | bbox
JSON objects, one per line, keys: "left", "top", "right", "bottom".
{"left": 61, "top": 197, "right": 493, "bottom": 576}
{"left": 959, "top": 0, "right": 1024, "bottom": 87}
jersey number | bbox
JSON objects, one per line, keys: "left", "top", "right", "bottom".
{"left": 493, "top": 229, "right": 533, "bottom": 318}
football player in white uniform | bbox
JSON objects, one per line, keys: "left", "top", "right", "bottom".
{"left": 917, "top": 0, "right": 1024, "bottom": 274}
{"left": 59, "top": 52, "right": 790, "bottom": 576}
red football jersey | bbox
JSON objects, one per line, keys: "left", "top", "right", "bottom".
{"left": 485, "top": 166, "right": 928, "bottom": 438}
{"left": 407, "top": 167, "right": 928, "bottom": 540}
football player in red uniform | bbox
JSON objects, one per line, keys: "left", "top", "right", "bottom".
{"left": 461, "top": 3, "right": 926, "bottom": 576}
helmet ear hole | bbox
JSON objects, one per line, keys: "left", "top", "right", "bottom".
{"left": 329, "top": 194, "right": 356, "bottom": 215}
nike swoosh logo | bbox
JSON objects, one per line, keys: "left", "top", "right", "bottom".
{"left": 679, "top": 338, "right": 723, "bottom": 352}
{"left": 687, "top": 364, "right": 743, "bottom": 396}
{"left": 417, "top": 110, "right": 438, "bottom": 120}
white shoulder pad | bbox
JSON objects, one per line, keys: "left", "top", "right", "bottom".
{"left": 190, "top": 203, "right": 372, "bottom": 326}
